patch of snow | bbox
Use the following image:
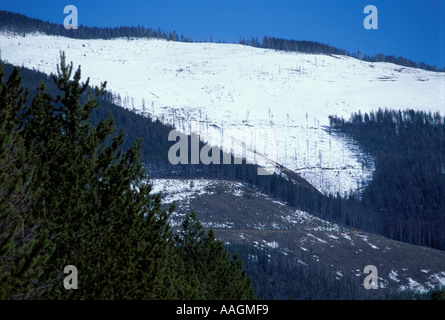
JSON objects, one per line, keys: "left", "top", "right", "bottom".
{"left": 262, "top": 240, "right": 279, "bottom": 249}
{"left": 281, "top": 209, "right": 342, "bottom": 232}
{"left": 405, "top": 278, "right": 428, "bottom": 294}
{"left": 151, "top": 178, "right": 215, "bottom": 203}
{"left": 231, "top": 188, "right": 244, "bottom": 197}
{"left": 202, "top": 221, "right": 234, "bottom": 229}
{"left": 297, "top": 259, "right": 308, "bottom": 266}
{"left": 429, "top": 272, "right": 445, "bottom": 287}
{"left": 341, "top": 233, "right": 354, "bottom": 246}
{"left": 356, "top": 233, "right": 379, "bottom": 250}
{"left": 389, "top": 270, "right": 400, "bottom": 283}
{"left": 307, "top": 233, "right": 328, "bottom": 244}
{"left": 378, "top": 277, "right": 388, "bottom": 289}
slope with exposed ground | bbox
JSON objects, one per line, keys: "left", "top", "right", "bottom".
{"left": 152, "top": 178, "right": 445, "bottom": 299}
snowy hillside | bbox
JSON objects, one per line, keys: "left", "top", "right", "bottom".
{"left": 1, "top": 32, "right": 444, "bottom": 195}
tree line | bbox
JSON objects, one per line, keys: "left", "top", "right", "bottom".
{"left": 358, "top": 53, "right": 441, "bottom": 72}
{"left": 252, "top": 36, "right": 443, "bottom": 72}
{"left": 0, "top": 10, "right": 191, "bottom": 42}
{"left": 1, "top": 10, "right": 443, "bottom": 73}
{"left": 0, "top": 55, "right": 256, "bottom": 299}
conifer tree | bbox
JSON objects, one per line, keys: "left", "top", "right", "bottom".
{"left": 175, "top": 211, "right": 257, "bottom": 300}
{"left": 18, "top": 53, "right": 184, "bottom": 299}
{"left": 0, "top": 64, "right": 50, "bottom": 299}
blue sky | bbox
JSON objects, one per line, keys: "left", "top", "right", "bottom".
{"left": 1, "top": 0, "right": 444, "bottom": 68}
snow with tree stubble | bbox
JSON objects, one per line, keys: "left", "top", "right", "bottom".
{"left": 1, "top": 32, "right": 444, "bottom": 195}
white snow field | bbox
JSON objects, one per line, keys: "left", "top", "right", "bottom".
{"left": 1, "top": 32, "right": 444, "bottom": 195}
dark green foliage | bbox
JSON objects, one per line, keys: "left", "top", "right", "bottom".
{"left": 175, "top": 212, "right": 257, "bottom": 300}
{"left": 431, "top": 289, "right": 445, "bottom": 300}
{"left": 0, "top": 64, "right": 50, "bottom": 299}
{"left": 0, "top": 55, "right": 256, "bottom": 299}
{"left": 15, "top": 53, "right": 180, "bottom": 299}
{"left": 330, "top": 109, "right": 445, "bottom": 250}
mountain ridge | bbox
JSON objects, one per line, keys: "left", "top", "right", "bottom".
{"left": 1, "top": 10, "right": 443, "bottom": 72}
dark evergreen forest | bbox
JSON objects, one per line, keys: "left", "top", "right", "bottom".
{"left": 330, "top": 109, "right": 445, "bottom": 250}
{"left": 226, "top": 243, "right": 360, "bottom": 300}
{"left": 226, "top": 242, "right": 444, "bottom": 300}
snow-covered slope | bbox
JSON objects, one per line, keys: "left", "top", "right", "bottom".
{"left": 1, "top": 32, "right": 444, "bottom": 195}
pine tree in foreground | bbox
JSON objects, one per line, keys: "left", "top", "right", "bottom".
{"left": 17, "top": 52, "right": 185, "bottom": 299}
{"left": 0, "top": 64, "right": 50, "bottom": 299}
{"left": 1, "top": 53, "right": 256, "bottom": 299}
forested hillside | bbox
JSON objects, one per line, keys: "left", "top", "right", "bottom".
{"left": 226, "top": 243, "right": 360, "bottom": 300}
{"left": 330, "top": 109, "right": 445, "bottom": 250}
